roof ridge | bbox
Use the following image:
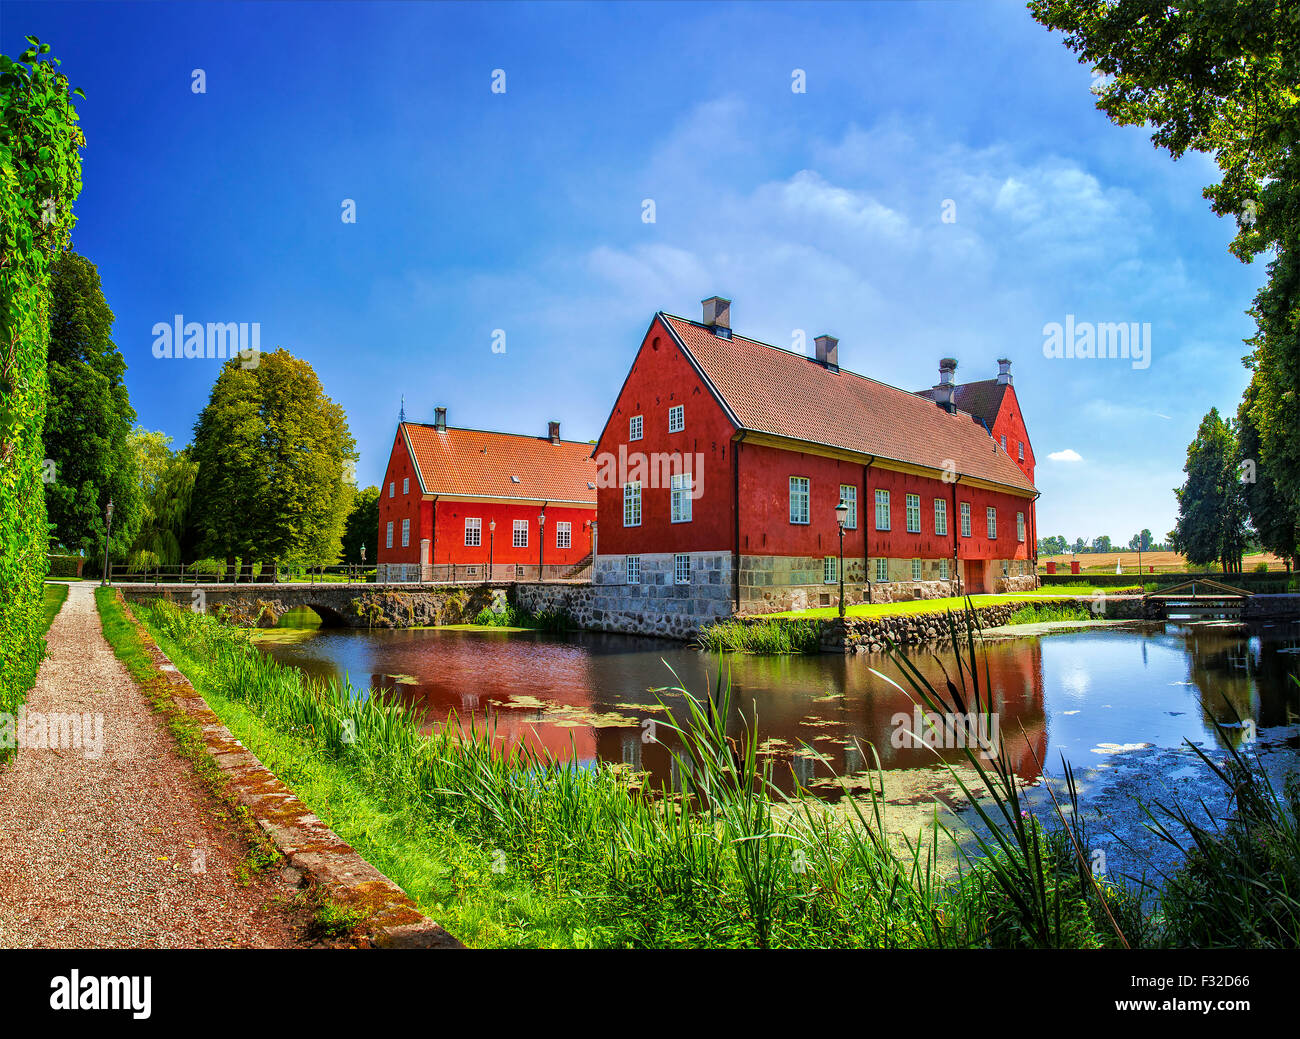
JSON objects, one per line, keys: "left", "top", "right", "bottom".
{"left": 402, "top": 421, "right": 592, "bottom": 447}
{"left": 661, "top": 312, "right": 945, "bottom": 402}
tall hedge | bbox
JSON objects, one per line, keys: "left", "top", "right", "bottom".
{"left": 0, "top": 39, "right": 84, "bottom": 721}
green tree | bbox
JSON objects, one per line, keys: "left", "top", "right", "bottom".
{"left": 1173, "top": 408, "right": 1249, "bottom": 572}
{"left": 1092, "top": 535, "right": 1112, "bottom": 554}
{"left": 191, "top": 349, "right": 357, "bottom": 579}
{"left": 128, "top": 427, "right": 197, "bottom": 570}
{"left": 340, "top": 485, "right": 379, "bottom": 564}
{"left": 1031, "top": 0, "right": 1300, "bottom": 544}
{"left": 0, "top": 39, "right": 84, "bottom": 714}
{"left": 1237, "top": 373, "right": 1298, "bottom": 569}
{"left": 43, "top": 251, "right": 139, "bottom": 558}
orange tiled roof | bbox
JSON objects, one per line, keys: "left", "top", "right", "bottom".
{"left": 662, "top": 314, "right": 1036, "bottom": 495}
{"left": 915, "top": 379, "right": 1008, "bottom": 429}
{"left": 402, "top": 423, "right": 597, "bottom": 504}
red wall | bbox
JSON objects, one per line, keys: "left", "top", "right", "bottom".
{"left": 377, "top": 430, "right": 426, "bottom": 564}
{"left": 432, "top": 500, "right": 593, "bottom": 566}
{"left": 595, "top": 316, "right": 737, "bottom": 555}
{"left": 992, "top": 386, "right": 1036, "bottom": 485}
{"left": 736, "top": 445, "right": 1033, "bottom": 563}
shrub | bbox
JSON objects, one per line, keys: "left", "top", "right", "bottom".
{"left": 0, "top": 41, "right": 85, "bottom": 728}
{"left": 46, "top": 553, "right": 82, "bottom": 578}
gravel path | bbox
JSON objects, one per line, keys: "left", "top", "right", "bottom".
{"left": 0, "top": 583, "right": 302, "bottom": 948}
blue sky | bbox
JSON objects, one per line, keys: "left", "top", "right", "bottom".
{"left": 10, "top": 0, "right": 1265, "bottom": 543}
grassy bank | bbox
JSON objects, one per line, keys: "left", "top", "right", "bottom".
{"left": 695, "top": 617, "right": 823, "bottom": 654}
{"left": 121, "top": 595, "right": 1299, "bottom": 948}
{"left": 1003, "top": 602, "right": 1095, "bottom": 625}
{"left": 42, "top": 583, "right": 68, "bottom": 634}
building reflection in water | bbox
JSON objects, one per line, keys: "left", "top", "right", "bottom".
{"left": 261, "top": 619, "right": 1300, "bottom": 800}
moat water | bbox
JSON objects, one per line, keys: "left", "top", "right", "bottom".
{"left": 255, "top": 613, "right": 1300, "bottom": 799}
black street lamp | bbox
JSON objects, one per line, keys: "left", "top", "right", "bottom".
{"left": 538, "top": 511, "right": 546, "bottom": 581}
{"left": 835, "top": 499, "right": 849, "bottom": 618}
{"left": 488, "top": 519, "right": 496, "bottom": 582}
{"left": 100, "top": 498, "right": 114, "bottom": 586}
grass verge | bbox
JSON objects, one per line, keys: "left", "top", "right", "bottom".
{"left": 42, "top": 583, "right": 68, "bottom": 634}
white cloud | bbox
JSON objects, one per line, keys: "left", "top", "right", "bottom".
{"left": 1048, "top": 448, "right": 1083, "bottom": 462}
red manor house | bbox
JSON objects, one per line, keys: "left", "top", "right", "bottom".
{"left": 589, "top": 297, "right": 1039, "bottom": 632}
{"left": 375, "top": 408, "right": 596, "bottom": 582}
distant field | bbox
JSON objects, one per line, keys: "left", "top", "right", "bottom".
{"left": 1040, "top": 550, "right": 1285, "bottom": 573}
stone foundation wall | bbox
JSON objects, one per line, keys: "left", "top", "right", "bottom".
{"left": 814, "top": 594, "right": 1145, "bottom": 653}
{"left": 543, "top": 553, "right": 733, "bottom": 639}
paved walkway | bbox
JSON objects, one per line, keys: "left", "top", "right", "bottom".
{"left": 0, "top": 583, "right": 301, "bottom": 948}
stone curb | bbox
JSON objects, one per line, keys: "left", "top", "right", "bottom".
{"left": 116, "top": 593, "right": 463, "bottom": 949}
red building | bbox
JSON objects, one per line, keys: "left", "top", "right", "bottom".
{"left": 376, "top": 408, "right": 596, "bottom": 582}
{"left": 590, "top": 297, "right": 1039, "bottom": 624}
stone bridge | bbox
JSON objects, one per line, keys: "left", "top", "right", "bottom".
{"left": 117, "top": 581, "right": 512, "bottom": 628}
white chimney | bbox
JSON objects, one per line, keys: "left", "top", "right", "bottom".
{"left": 934, "top": 358, "right": 958, "bottom": 412}
{"left": 701, "top": 296, "right": 731, "bottom": 332}
{"left": 997, "top": 358, "right": 1012, "bottom": 385}
{"left": 814, "top": 334, "right": 839, "bottom": 371}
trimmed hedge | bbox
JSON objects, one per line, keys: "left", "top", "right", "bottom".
{"left": 47, "top": 553, "right": 83, "bottom": 578}
{"left": 0, "top": 41, "right": 85, "bottom": 730}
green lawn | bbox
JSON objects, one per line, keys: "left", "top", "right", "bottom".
{"left": 42, "top": 583, "right": 69, "bottom": 633}
{"left": 765, "top": 593, "right": 1050, "bottom": 620}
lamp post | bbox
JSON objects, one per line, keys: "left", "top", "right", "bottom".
{"left": 100, "top": 498, "right": 114, "bottom": 585}
{"left": 538, "top": 511, "right": 546, "bottom": 581}
{"left": 488, "top": 519, "right": 496, "bottom": 581}
{"left": 834, "top": 500, "right": 848, "bottom": 618}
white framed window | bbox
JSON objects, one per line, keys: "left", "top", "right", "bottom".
{"left": 960, "top": 502, "right": 972, "bottom": 538}
{"left": 401, "top": 518, "right": 410, "bottom": 548}
{"left": 906, "top": 494, "right": 921, "bottom": 533}
{"left": 1018, "top": 441, "right": 1024, "bottom": 461}
{"left": 986, "top": 507, "right": 997, "bottom": 539}
{"left": 513, "top": 519, "right": 528, "bottom": 548}
{"left": 934, "top": 498, "right": 948, "bottom": 536}
{"left": 623, "top": 481, "right": 642, "bottom": 527}
{"left": 911, "top": 558, "right": 922, "bottom": 581}
{"left": 671, "top": 473, "right": 693, "bottom": 523}
{"left": 626, "top": 555, "right": 641, "bottom": 585}
{"left": 839, "top": 485, "right": 857, "bottom": 529}
{"left": 385, "top": 521, "right": 393, "bottom": 549}
{"left": 1016, "top": 512, "right": 1025, "bottom": 543}
{"left": 875, "top": 489, "right": 890, "bottom": 531}
{"left": 556, "top": 521, "right": 571, "bottom": 549}
{"left": 402, "top": 477, "right": 409, "bottom": 494}
{"left": 789, "top": 477, "right": 810, "bottom": 524}
{"left": 1002, "top": 560, "right": 1009, "bottom": 577}
{"left": 674, "top": 553, "right": 691, "bottom": 585}
{"left": 668, "top": 404, "right": 684, "bottom": 433}
{"left": 874, "top": 557, "right": 888, "bottom": 583}
{"left": 939, "top": 558, "right": 949, "bottom": 581}
{"left": 629, "top": 414, "right": 643, "bottom": 441}
{"left": 464, "top": 565, "right": 478, "bottom": 577}
{"left": 388, "top": 482, "right": 394, "bottom": 498}
{"left": 1000, "top": 435, "right": 1007, "bottom": 451}
{"left": 464, "top": 517, "right": 482, "bottom": 547}
{"left": 823, "top": 556, "right": 838, "bottom": 584}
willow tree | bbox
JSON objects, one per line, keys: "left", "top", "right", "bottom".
{"left": 0, "top": 39, "right": 84, "bottom": 713}
{"left": 191, "top": 349, "right": 356, "bottom": 579}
